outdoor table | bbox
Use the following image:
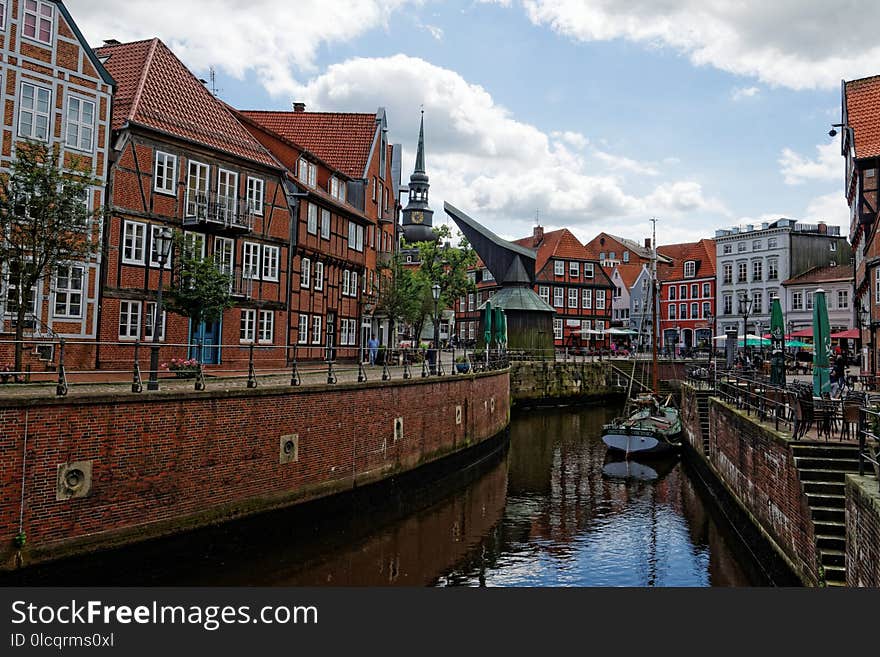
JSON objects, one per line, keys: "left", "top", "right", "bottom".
{"left": 813, "top": 397, "right": 843, "bottom": 441}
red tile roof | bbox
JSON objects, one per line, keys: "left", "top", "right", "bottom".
{"left": 513, "top": 228, "right": 591, "bottom": 274}
{"left": 656, "top": 238, "right": 716, "bottom": 281}
{"left": 782, "top": 264, "right": 853, "bottom": 286}
{"left": 96, "top": 39, "right": 280, "bottom": 170}
{"left": 238, "top": 110, "right": 378, "bottom": 178}
{"left": 845, "top": 75, "right": 880, "bottom": 160}
{"left": 612, "top": 263, "right": 646, "bottom": 289}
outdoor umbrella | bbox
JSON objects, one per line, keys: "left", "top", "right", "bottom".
{"left": 770, "top": 297, "right": 785, "bottom": 386}
{"left": 493, "top": 306, "right": 505, "bottom": 345}
{"left": 786, "top": 340, "right": 811, "bottom": 348}
{"left": 812, "top": 289, "right": 831, "bottom": 397}
{"left": 483, "top": 300, "right": 493, "bottom": 346}
{"left": 830, "top": 328, "right": 860, "bottom": 340}
{"left": 499, "top": 308, "right": 507, "bottom": 345}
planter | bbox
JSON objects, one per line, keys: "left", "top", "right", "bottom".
{"left": 455, "top": 363, "right": 471, "bottom": 374}
{"left": 172, "top": 369, "right": 199, "bottom": 379}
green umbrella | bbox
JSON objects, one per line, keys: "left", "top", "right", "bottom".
{"left": 483, "top": 300, "right": 493, "bottom": 346}
{"left": 812, "top": 288, "right": 831, "bottom": 397}
{"left": 500, "top": 309, "right": 507, "bottom": 345}
{"left": 493, "top": 306, "right": 504, "bottom": 345}
{"left": 770, "top": 297, "right": 785, "bottom": 386}
{"left": 786, "top": 340, "right": 811, "bottom": 348}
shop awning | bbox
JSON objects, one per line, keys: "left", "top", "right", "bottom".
{"left": 830, "top": 328, "right": 860, "bottom": 339}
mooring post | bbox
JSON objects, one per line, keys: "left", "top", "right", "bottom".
{"left": 55, "top": 338, "right": 68, "bottom": 397}
{"left": 290, "top": 345, "right": 301, "bottom": 386}
{"left": 132, "top": 340, "right": 143, "bottom": 393}
{"left": 247, "top": 342, "right": 257, "bottom": 388}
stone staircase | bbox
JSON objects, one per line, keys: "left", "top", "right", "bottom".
{"left": 791, "top": 441, "right": 860, "bottom": 587}
{"left": 695, "top": 390, "right": 712, "bottom": 453}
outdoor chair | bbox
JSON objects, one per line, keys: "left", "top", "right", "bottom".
{"left": 841, "top": 396, "right": 862, "bottom": 441}
{"left": 813, "top": 396, "right": 839, "bottom": 442}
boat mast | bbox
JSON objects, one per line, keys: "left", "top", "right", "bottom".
{"left": 651, "top": 217, "right": 658, "bottom": 396}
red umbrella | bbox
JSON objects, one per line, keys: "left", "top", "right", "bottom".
{"left": 830, "top": 328, "right": 860, "bottom": 339}
{"left": 790, "top": 327, "right": 813, "bottom": 338}
{"left": 762, "top": 333, "right": 794, "bottom": 340}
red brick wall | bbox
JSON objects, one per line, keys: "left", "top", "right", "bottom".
{"left": 705, "top": 399, "right": 818, "bottom": 584}
{"left": 845, "top": 475, "right": 880, "bottom": 587}
{"left": 0, "top": 371, "right": 510, "bottom": 569}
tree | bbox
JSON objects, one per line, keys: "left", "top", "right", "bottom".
{"left": 410, "top": 224, "right": 476, "bottom": 344}
{"left": 163, "top": 231, "right": 234, "bottom": 344}
{"left": 376, "top": 254, "right": 423, "bottom": 347}
{"left": 0, "top": 142, "right": 98, "bottom": 377}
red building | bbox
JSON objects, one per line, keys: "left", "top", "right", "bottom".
{"left": 0, "top": 0, "right": 114, "bottom": 368}
{"left": 459, "top": 226, "right": 614, "bottom": 350}
{"left": 240, "top": 106, "right": 400, "bottom": 351}
{"left": 656, "top": 239, "right": 717, "bottom": 355}
{"left": 95, "top": 39, "right": 292, "bottom": 369}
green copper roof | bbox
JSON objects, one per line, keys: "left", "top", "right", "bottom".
{"left": 477, "top": 287, "right": 555, "bottom": 313}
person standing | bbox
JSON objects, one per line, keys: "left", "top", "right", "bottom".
{"left": 368, "top": 335, "right": 379, "bottom": 366}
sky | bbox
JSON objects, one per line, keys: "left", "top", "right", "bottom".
{"left": 66, "top": 0, "right": 878, "bottom": 246}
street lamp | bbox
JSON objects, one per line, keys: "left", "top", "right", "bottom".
{"left": 148, "top": 226, "right": 174, "bottom": 391}
{"left": 738, "top": 290, "right": 754, "bottom": 360}
{"left": 706, "top": 309, "right": 715, "bottom": 369}
{"left": 431, "top": 283, "right": 441, "bottom": 375}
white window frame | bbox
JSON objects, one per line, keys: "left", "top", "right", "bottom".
{"left": 314, "top": 261, "right": 324, "bottom": 291}
{"left": 703, "top": 283, "right": 711, "bottom": 297}
{"left": 596, "top": 290, "right": 606, "bottom": 310}
{"left": 242, "top": 242, "right": 261, "bottom": 280}
{"left": 0, "top": 1, "right": 6, "bottom": 30}
{"left": 301, "top": 257, "right": 311, "bottom": 288}
{"left": 53, "top": 264, "right": 84, "bottom": 319}
{"left": 122, "top": 221, "right": 146, "bottom": 265}
{"left": 568, "top": 288, "right": 578, "bottom": 309}
{"left": 348, "top": 221, "right": 364, "bottom": 252}
{"left": 583, "top": 289, "right": 592, "bottom": 309}
{"left": 554, "top": 260, "right": 564, "bottom": 276}
{"left": 22, "top": 0, "right": 53, "bottom": 45}
{"left": 154, "top": 151, "right": 177, "bottom": 195}
{"left": 216, "top": 168, "right": 238, "bottom": 223}
{"left": 838, "top": 289, "right": 849, "bottom": 310}
{"left": 65, "top": 95, "right": 95, "bottom": 152}
{"left": 539, "top": 286, "right": 549, "bottom": 304}
{"left": 18, "top": 81, "right": 51, "bottom": 141}
{"left": 144, "top": 301, "right": 166, "bottom": 342}
{"left": 298, "top": 314, "right": 309, "bottom": 344}
{"left": 342, "top": 270, "right": 351, "bottom": 296}
{"left": 246, "top": 176, "right": 264, "bottom": 215}
{"left": 185, "top": 160, "right": 210, "bottom": 216}
{"left": 553, "top": 318, "right": 563, "bottom": 341}
{"left": 684, "top": 261, "right": 696, "bottom": 278}
{"left": 876, "top": 269, "right": 880, "bottom": 305}
{"left": 119, "top": 300, "right": 141, "bottom": 340}
{"left": 149, "top": 225, "right": 173, "bottom": 269}
{"left": 553, "top": 287, "right": 564, "bottom": 307}
{"left": 240, "top": 308, "right": 256, "bottom": 343}
{"left": 669, "top": 305, "right": 676, "bottom": 320}
{"left": 262, "top": 245, "right": 280, "bottom": 282}
{"left": 584, "top": 263, "right": 594, "bottom": 278}
{"left": 320, "top": 208, "right": 331, "bottom": 239}
{"left": 351, "top": 271, "right": 358, "bottom": 298}
{"left": 569, "top": 262, "right": 579, "bottom": 277}
{"left": 214, "top": 236, "right": 234, "bottom": 278}
{"left": 307, "top": 203, "right": 318, "bottom": 234}
{"left": 312, "top": 315, "right": 322, "bottom": 344}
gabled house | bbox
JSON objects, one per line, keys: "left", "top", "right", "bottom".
{"left": 657, "top": 238, "right": 717, "bottom": 354}
{"left": 95, "top": 38, "right": 292, "bottom": 369}
{"left": 0, "top": 0, "right": 114, "bottom": 367}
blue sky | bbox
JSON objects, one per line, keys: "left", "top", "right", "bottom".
{"left": 69, "top": 0, "right": 872, "bottom": 245}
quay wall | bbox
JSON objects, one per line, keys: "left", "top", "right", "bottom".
{"left": 509, "top": 361, "right": 618, "bottom": 406}
{"left": 0, "top": 371, "right": 510, "bottom": 570}
{"left": 680, "top": 384, "right": 818, "bottom": 585}
{"left": 845, "top": 475, "right": 880, "bottom": 587}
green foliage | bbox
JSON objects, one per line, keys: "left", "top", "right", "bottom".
{"left": 0, "top": 141, "right": 99, "bottom": 374}
{"left": 376, "top": 254, "right": 426, "bottom": 343}
{"left": 163, "top": 231, "right": 234, "bottom": 325}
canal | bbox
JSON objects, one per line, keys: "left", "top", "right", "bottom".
{"left": 2, "top": 404, "right": 770, "bottom": 587}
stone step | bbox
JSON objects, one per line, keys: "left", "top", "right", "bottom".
{"left": 803, "top": 481, "right": 845, "bottom": 495}
{"left": 795, "top": 457, "right": 860, "bottom": 472}
{"left": 805, "top": 492, "right": 846, "bottom": 509}
{"left": 791, "top": 444, "right": 860, "bottom": 459}
{"left": 816, "top": 534, "right": 846, "bottom": 551}
{"left": 822, "top": 565, "right": 847, "bottom": 586}
{"left": 819, "top": 548, "right": 846, "bottom": 568}
{"left": 813, "top": 520, "right": 846, "bottom": 537}
{"left": 811, "top": 506, "right": 846, "bottom": 523}
{"left": 799, "top": 468, "right": 850, "bottom": 483}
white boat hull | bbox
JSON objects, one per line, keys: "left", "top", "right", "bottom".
{"left": 602, "top": 432, "right": 661, "bottom": 454}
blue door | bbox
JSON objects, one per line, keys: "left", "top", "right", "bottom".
{"left": 189, "top": 320, "right": 221, "bottom": 364}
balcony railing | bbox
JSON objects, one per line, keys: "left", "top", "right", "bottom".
{"left": 183, "top": 193, "right": 255, "bottom": 232}
{"left": 230, "top": 266, "right": 257, "bottom": 298}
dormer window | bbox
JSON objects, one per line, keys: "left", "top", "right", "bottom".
{"left": 298, "top": 158, "right": 316, "bottom": 188}
{"left": 623, "top": 251, "right": 630, "bottom": 262}
{"left": 684, "top": 261, "right": 696, "bottom": 278}
{"left": 329, "top": 176, "right": 346, "bottom": 202}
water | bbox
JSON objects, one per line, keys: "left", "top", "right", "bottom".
{"left": 1, "top": 405, "right": 768, "bottom": 587}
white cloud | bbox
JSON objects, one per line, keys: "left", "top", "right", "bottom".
{"left": 421, "top": 24, "right": 444, "bottom": 41}
{"left": 779, "top": 141, "right": 840, "bottom": 185}
{"left": 804, "top": 192, "right": 849, "bottom": 231}
{"left": 593, "top": 150, "right": 658, "bottom": 176}
{"left": 513, "top": 0, "right": 880, "bottom": 90}
{"left": 291, "top": 54, "right": 729, "bottom": 237}
{"left": 731, "top": 86, "right": 760, "bottom": 101}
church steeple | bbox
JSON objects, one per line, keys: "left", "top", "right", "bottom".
{"left": 401, "top": 110, "right": 437, "bottom": 243}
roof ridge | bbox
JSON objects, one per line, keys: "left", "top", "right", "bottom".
{"left": 127, "top": 37, "right": 159, "bottom": 126}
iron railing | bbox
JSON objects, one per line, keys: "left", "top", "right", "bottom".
{"left": 183, "top": 193, "right": 255, "bottom": 231}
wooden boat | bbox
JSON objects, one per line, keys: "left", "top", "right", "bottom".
{"left": 602, "top": 219, "right": 682, "bottom": 458}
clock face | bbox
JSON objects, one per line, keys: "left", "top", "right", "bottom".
{"left": 411, "top": 211, "right": 424, "bottom": 224}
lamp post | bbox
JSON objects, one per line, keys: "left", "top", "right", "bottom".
{"left": 755, "top": 319, "right": 764, "bottom": 361}
{"left": 431, "top": 283, "right": 441, "bottom": 375}
{"left": 148, "top": 226, "right": 174, "bottom": 391}
{"left": 738, "top": 290, "right": 754, "bottom": 361}
{"left": 706, "top": 309, "right": 714, "bottom": 370}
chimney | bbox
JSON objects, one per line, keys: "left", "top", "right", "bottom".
{"left": 293, "top": 102, "right": 306, "bottom": 113}
{"left": 761, "top": 222, "right": 769, "bottom": 230}
{"left": 103, "top": 39, "right": 120, "bottom": 45}
{"left": 818, "top": 221, "right": 827, "bottom": 234}
{"left": 644, "top": 238, "right": 651, "bottom": 249}
{"left": 533, "top": 225, "right": 543, "bottom": 247}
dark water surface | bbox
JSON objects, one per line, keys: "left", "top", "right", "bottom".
{"left": 2, "top": 404, "right": 769, "bottom": 586}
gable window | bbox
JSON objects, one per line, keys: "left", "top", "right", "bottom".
{"left": 684, "top": 261, "right": 696, "bottom": 278}
{"left": 185, "top": 161, "right": 210, "bottom": 216}
{"left": 301, "top": 257, "right": 310, "bottom": 288}
{"left": 23, "top": 0, "right": 52, "bottom": 44}
{"left": 569, "top": 261, "right": 579, "bottom": 277}
{"left": 53, "top": 265, "right": 84, "bottom": 318}
{"left": 554, "top": 260, "right": 564, "bottom": 276}
{"left": 154, "top": 152, "right": 177, "bottom": 194}
{"left": 246, "top": 177, "right": 264, "bottom": 215}
{"left": 568, "top": 288, "right": 578, "bottom": 309}
{"left": 65, "top": 96, "right": 95, "bottom": 152}
{"left": 553, "top": 287, "right": 564, "bottom": 307}
{"left": 584, "top": 263, "right": 594, "bottom": 278}
{"left": 122, "top": 221, "right": 146, "bottom": 265}
{"left": 320, "top": 209, "right": 331, "bottom": 239}
{"left": 18, "top": 82, "right": 50, "bottom": 141}
{"left": 623, "top": 251, "right": 630, "bottom": 262}
{"left": 314, "top": 261, "right": 323, "bottom": 291}
{"left": 263, "top": 245, "right": 280, "bottom": 282}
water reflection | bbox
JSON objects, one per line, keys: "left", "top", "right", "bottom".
{"left": 1, "top": 405, "right": 768, "bottom": 587}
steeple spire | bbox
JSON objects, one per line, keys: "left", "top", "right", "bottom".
{"left": 401, "top": 108, "right": 436, "bottom": 243}
{"left": 414, "top": 109, "right": 426, "bottom": 174}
